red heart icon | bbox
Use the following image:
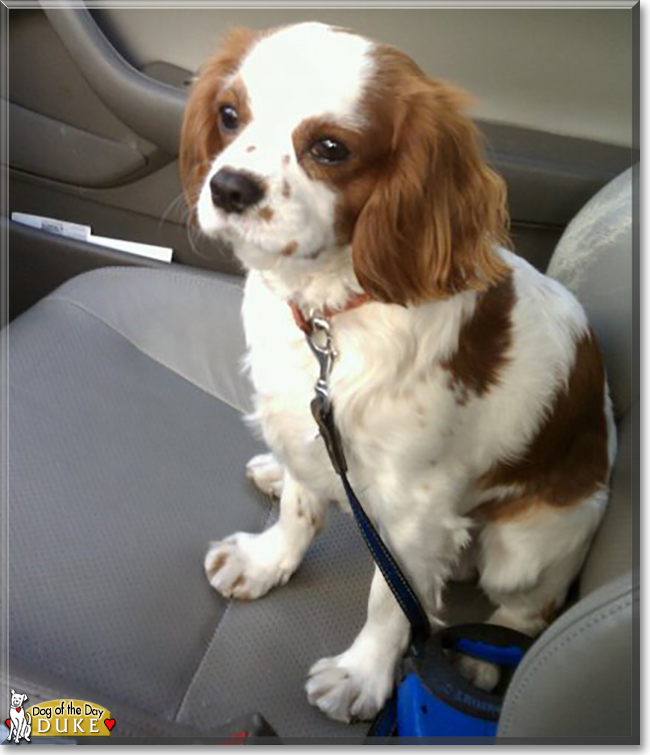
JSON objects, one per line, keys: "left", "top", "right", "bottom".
{"left": 104, "top": 719, "right": 115, "bottom": 732}
{"left": 15, "top": 709, "right": 20, "bottom": 713}
{"left": 5, "top": 719, "right": 10, "bottom": 728}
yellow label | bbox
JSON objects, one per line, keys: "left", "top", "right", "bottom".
{"left": 26, "top": 699, "right": 113, "bottom": 737}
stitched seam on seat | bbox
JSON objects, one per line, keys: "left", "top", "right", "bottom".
{"left": 55, "top": 265, "right": 245, "bottom": 298}
{"left": 172, "top": 504, "right": 275, "bottom": 724}
{"left": 40, "top": 296, "right": 246, "bottom": 413}
{"left": 499, "top": 593, "right": 635, "bottom": 735}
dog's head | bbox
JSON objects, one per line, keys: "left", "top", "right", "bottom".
{"left": 181, "top": 22, "right": 509, "bottom": 304}
{"left": 10, "top": 690, "right": 27, "bottom": 709}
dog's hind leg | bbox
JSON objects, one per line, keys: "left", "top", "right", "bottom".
{"left": 205, "top": 472, "right": 327, "bottom": 600}
{"left": 22, "top": 715, "right": 31, "bottom": 743}
{"left": 458, "top": 493, "right": 607, "bottom": 690}
{"left": 246, "top": 453, "right": 285, "bottom": 499}
{"left": 449, "top": 533, "right": 479, "bottom": 583}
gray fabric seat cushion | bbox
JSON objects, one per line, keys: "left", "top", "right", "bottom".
{"left": 43, "top": 266, "right": 256, "bottom": 415}
{"left": 498, "top": 572, "right": 637, "bottom": 739}
{"left": 8, "top": 266, "right": 490, "bottom": 739}
{"left": 7, "top": 268, "right": 364, "bottom": 738}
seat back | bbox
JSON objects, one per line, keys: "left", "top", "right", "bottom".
{"left": 548, "top": 166, "right": 635, "bottom": 599}
{"left": 498, "top": 167, "right": 637, "bottom": 739}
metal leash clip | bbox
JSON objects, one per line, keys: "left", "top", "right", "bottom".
{"left": 306, "top": 312, "right": 348, "bottom": 475}
{"left": 306, "top": 312, "right": 336, "bottom": 412}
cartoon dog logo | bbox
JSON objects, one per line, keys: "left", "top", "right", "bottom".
{"left": 5, "top": 690, "right": 31, "bottom": 744}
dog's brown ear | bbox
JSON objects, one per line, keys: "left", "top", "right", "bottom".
{"left": 179, "top": 28, "right": 259, "bottom": 206}
{"left": 352, "top": 63, "right": 509, "bottom": 306}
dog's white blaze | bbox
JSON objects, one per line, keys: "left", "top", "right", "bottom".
{"left": 239, "top": 23, "right": 373, "bottom": 132}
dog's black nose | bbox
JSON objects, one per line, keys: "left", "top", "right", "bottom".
{"left": 210, "top": 168, "right": 265, "bottom": 214}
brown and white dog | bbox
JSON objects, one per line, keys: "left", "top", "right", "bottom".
{"left": 180, "top": 22, "right": 616, "bottom": 723}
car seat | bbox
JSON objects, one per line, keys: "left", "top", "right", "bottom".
{"left": 4, "top": 167, "right": 636, "bottom": 740}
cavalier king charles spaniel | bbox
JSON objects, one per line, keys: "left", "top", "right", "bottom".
{"left": 180, "top": 22, "right": 615, "bottom": 723}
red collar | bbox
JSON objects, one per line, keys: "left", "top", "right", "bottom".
{"left": 289, "top": 293, "right": 371, "bottom": 335}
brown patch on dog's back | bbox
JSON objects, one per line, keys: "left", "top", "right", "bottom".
{"left": 479, "top": 330, "right": 610, "bottom": 513}
{"left": 477, "top": 494, "right": 541, "bottom": 522}
{"left": 258, "top": 207, "right": 274, "bottom": 222}
{"left": 442, "top": 274, "right": 516, "bottom": 402}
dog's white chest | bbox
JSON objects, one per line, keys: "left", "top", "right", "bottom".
{"left": 241, "top": 272, "right": 470, "bottom": 516}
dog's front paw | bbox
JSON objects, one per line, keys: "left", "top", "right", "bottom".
{"left": 306, "top": 653, "right": 394, "bottom": 723}
{"left": 204, "top": 529, "right": 294, "bottom": 601}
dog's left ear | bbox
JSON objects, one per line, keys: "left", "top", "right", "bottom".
{"left": 352, "top": 65, "right": 509, "bottom": 306}
{"left": 20, "top": 695, "right": 27, "bottom": 704}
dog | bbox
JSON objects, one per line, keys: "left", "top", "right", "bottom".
{"left": 7, "top": 690, "right": 31, "bottom": 743}
{"left": 180, "top": 22, "right": 616, "bottom": 723}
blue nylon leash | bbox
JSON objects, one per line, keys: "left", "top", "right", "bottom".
{"left": 305, "top": 312, "right": 430, "bottom": 641}
{"left": 310, "top": 394, "right": 431, "bottom": 643}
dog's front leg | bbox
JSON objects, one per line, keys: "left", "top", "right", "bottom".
{"left": 205, "top": 472, "right": 327, "bottom": 600}
{"left": 306, "top": 565, "right": 410, "bottom": 723}
{"left": 306, "top": 510, "right": 469, "bottom": 723}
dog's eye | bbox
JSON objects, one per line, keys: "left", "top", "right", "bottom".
{"left": 310, "top": 137, "right": 351, "bottom": 164}
{"left": 219, "top": 105, "right": 239, "bottom": 134}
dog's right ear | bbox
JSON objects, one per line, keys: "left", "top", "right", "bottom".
{"left": 179, "top": 28, "right": 260, "bottom": 206}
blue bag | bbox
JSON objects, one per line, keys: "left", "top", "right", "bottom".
{"left": 368, "top": 623, "right": 533, "bottom": 738}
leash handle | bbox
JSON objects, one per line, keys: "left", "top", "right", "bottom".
{"left": 311, "top": 394, "right": 431, "bottom": 641}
